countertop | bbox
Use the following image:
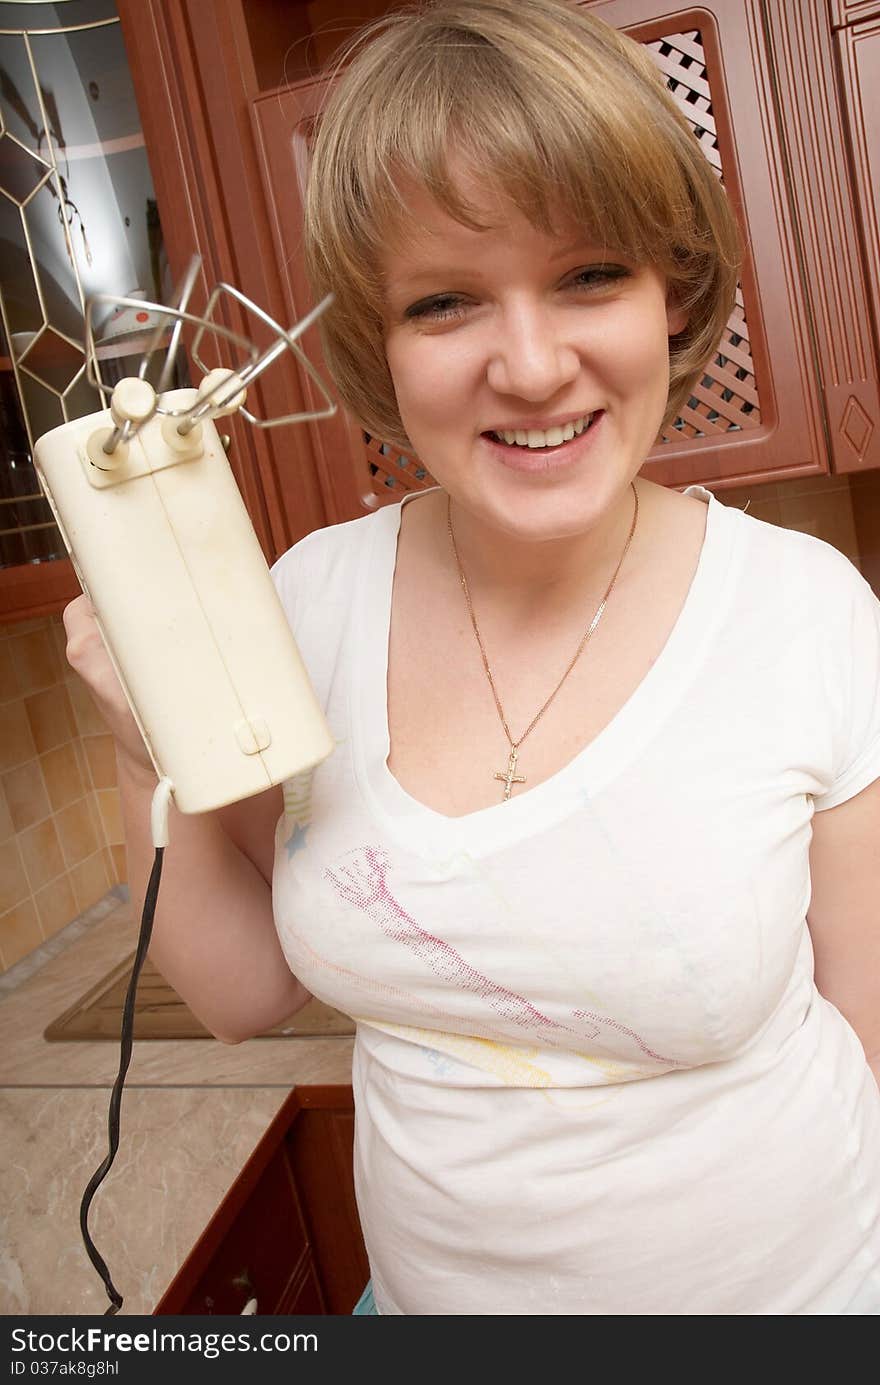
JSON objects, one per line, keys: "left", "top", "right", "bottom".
{"left": 0, "top": 890, "right": 354, "bottom": 1316}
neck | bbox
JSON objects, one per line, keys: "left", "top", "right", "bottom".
{"left": 444, "top": 479, "right": 644, "bottom": 620}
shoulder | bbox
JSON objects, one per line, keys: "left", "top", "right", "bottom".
{"left": 270, "top": 501, "right": 402, "bottom": 620}
{"left": 695, "top": 485, "right": 872, "bottom": 622}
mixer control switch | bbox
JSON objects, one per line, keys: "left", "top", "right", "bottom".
{"left": 234, "top": 717, "right": 272, "bottom": 755}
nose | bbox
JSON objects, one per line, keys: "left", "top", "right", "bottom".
{"left": 486, "top": 299, "right": 580, "bottom": 401}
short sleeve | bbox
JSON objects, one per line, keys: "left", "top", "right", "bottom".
{"left": 269, "top": 543, "right": 305, "bottom": 640}
{"left": 811, "top": 559, "right": 880, "bottom": 812}
{"left": 266, "top": 522, "right": 350, "bottom": 713}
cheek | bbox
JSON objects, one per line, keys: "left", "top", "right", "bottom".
{"left": 386, "top": 335, "right": 477, "bottom": 439}
{"left": 593, "top": 316, "right": 673, "bottom": 411}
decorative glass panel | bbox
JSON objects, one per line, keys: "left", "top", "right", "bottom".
{"left": 0, "top": 0, "right": 183, "bottom": 570}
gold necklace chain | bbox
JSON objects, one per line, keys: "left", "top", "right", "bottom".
{"left": 447, "top": 480, "right": 639, "bottom": 800}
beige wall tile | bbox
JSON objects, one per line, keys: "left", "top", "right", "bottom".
{"left": 850, "top": 469, "right": 880, "bottom": 493}
{"left": 2, "top": 761, "right": 50, "bottom": 833}
{"left": 0, "top": 610, "right": 127, "bottom": 971}
{"left": 0, "top": 897, "right": 43, "bottom": 970}
{"left": 778, "top": 489, "right": 859, "bottom": 561}
{"left": 0, "top": 642, "right": 19, "bottom": 702}
{"left": 72, "top": 740, "right": 89, "bottom": 789}
{"left": 110, "top": 843, "right": 127, "bottom": 885}
{"left": 18, "top": 818, "right": 66, "bottom": 893}
{"left": 85, "top": 791, "right": 103, "bottom": 846}
{"left": 717, "top": 473, "right": 863, "bottom": 565}
{"left": 34, "top": 873, "right": 78, "bottom": 938}
{"left": 25, "top": 685, "right": 77, "bottom": 754}
{"left": 101, "top": 844, "right": 116, "bottom": 888}
{"left": 729, "top": 495, "right": 784, "bottom": 528}
{"left": 778, "top": 473, "right": 850, "bottom": 498}
{"left": 777, "top": 508, "right": 823, "bottom": 539}
{"left": 69, "top": 851, "right": 110, "bottom": 914}
{"left": 55, "top": 798, "right": 100, "bottom": 868}
{"left": 718, "top": 473, "right": 846, "bottom": 504}
{"left": 49, "top": 615, "right": 68, "bottom": 665}
{"left": 95, "top": 788, "right": 123, "bottom": 845}
{"left": 9, "top": 626, "right": 63, "bottom": 695}
{"left": 0, "top": 788, "right": 13, "bottom": 843}
{"left": 0, "top": 701, "right": 36, "bottom": 773}
{"left": 0, "top": 838, "right": 30, "bottom": 912}
{"left": 716, "top": 483, "right": 765, "bottom": 510}
{"left": 84, "top": 735, "right": 117, "bottom": 790}
{"left": 40, "top": 742, "right": 84, "bottom": 812}
{"left": 66, "top": 675, "right": 108, "bottom": 737}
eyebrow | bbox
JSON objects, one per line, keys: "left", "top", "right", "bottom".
{"left": 389, "top": 240, "right": 618, "bottom": 290}
{"left": 554, "top": 234, "right": 609, "bottom": 256}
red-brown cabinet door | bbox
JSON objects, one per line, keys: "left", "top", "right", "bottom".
{"left": 832, "top": 12, "right": 880, "bottom": 471}
{"left": 758, "top": 0, "right": 880, "bottom": 477}
{"left": 252, "top": 0, "right": 848, "bottom": 523}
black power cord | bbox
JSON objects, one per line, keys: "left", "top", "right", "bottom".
{"left": 78, "top": 844, "right": 165, "bottom": 1314}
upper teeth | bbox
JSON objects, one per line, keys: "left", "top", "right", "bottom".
{"left": 493, "top": 414, "right": 594, "bottom": 448}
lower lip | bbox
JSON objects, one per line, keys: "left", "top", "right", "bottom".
{"left": 482, "top": 411, "right": 605, "bottom": 474}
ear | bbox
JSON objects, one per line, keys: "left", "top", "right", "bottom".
{"left": 665, "top": 286, "right": 689, "bottom": 337}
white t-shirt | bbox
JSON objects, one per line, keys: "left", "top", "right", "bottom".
{"left": 270, "top": 484, "right": 880, "bottom": 1315}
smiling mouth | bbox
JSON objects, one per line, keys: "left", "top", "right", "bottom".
{"left": 484, "top": 411, "right": 601, "bottom": 451}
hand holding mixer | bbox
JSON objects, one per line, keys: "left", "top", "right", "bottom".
{"left": 32, "top": 261, "right": 339, "bottom": 1313}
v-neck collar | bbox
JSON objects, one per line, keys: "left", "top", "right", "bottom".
{"left": 350, "top": 485, "right": 742, "bottom": 860}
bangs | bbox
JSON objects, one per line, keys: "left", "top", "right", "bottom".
{"left": 302, "top": 0, "right": 743, "bottom": 451}
{"left": 315, "top": 21, "right": 704, "bottom": 302}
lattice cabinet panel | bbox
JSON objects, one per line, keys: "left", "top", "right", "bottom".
{"left": 647, "top": 31, "right": 760, "bottom": 447}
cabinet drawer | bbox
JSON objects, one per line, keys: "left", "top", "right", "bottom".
{"left": 154, "top": 1088, "right": 365, "bottom": 1316}
{"left": 178, "top": 1145, "right": 309, "bottom": 1315}
{"left": 278, "top": 1257, "right": 325, "bottom": 1314}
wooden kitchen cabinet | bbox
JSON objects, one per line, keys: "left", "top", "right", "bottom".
{"left": 153, "top": 1085, "right": 369, "bottom": 1316}
{"left": 761, "top": 1, "right": 880, "bottom": 477}
{"left": 6, "top": 0, "right": 880, "bottom": 619}
{"left": 830, "top": 2, "right": 880, "bottom": 25}
{"left": 122, "top": 0, "right": 880, "bottom": 545}
{"left": 253, "top": 0, "right": 872, "bottom": 517}
{"left": 832, "top": 13, "right": 880, "bottom": 461}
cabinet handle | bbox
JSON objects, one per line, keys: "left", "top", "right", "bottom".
{"left": 232, "top": 1267, "right": 257, "bottom": 1314}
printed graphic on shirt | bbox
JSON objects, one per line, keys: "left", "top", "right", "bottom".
{"left": 281, "top": 768, "right": 314, "bottom": 860}
{"left": 282, "top": 924, "right": 501, "bottom": 1035}
{"left": 324, "top": 844, "right": 686, "bottom": 1070}
{"left": 281, "top": 735, "right": 348, "bottom": 859}
{"left": 380, "top": 1023, "right": 554, "bottom": 1086}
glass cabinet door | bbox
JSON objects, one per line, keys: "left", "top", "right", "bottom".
{"left": 0, "top": 0, "right": 181, "bottom": 574}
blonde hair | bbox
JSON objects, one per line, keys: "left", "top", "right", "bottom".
{"left": 304, "top": 0, "right": 744, "bottom": 452}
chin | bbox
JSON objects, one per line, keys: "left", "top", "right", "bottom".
{"left": 482, "top": 487, "right": 625, "bottom": 542}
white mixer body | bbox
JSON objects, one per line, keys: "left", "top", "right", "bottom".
{"left": 34, "top": 387, "right": 335, "bottom": 814}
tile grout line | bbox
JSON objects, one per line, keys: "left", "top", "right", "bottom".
{"left": 0, "top": 884, "right": 129, "bottom": 997}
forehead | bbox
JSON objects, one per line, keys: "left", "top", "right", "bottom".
{"left": 379, "top": 171, "right": 610, "bottom": 284}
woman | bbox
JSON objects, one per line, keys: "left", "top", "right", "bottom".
{"left": 65, "top": 0, "right": 880, "bottom": 1314}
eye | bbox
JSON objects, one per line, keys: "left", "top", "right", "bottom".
{"left": 399, "top": 266, "right": 631, "bottom": 323}
{"left": 568, "top": 265, "right": 631, "bottom": 291}
{"left": 403, "top": 293, "right": 469, "bottom": 323}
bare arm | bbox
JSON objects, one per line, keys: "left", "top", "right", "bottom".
{"left": 807, "top": 774, "right": 880, "bottom": 1088}
{"left": 65, "top": 594, "right": 311, "bottom": 1044}
{"left": 118, "top": 756, "right": 309, "bottom": 1042}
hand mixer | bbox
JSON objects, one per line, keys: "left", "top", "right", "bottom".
{"left": 31, "top": 260, "right": 339, "bottom": 1313}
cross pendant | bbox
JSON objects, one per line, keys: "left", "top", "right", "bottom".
{"left": 494, "top": 747, "right": 527, "bottom": 801}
